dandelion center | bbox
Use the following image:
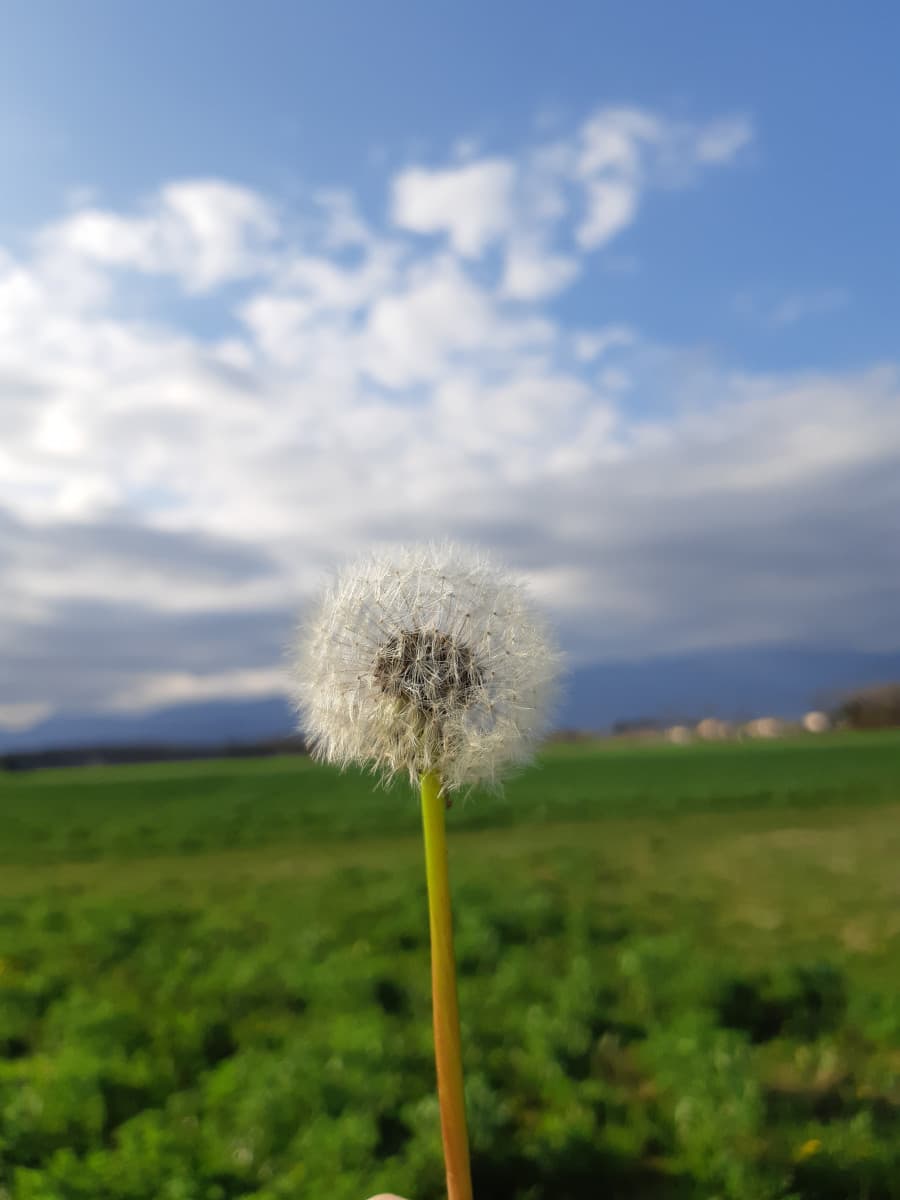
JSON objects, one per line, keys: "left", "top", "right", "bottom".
{"left": 372, "top": 628, "right": 483, "bottom": 715}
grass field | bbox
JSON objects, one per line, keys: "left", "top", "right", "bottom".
{"left": 1, "top": 733, "right": 899, "bottom": 1199}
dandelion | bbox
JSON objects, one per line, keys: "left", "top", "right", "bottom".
{"left": 794, "top": 1137, "right": 822, "bottom": 1161}
{"left": 291, "top": 542, "right": 559, "bottom": 1200}
{"left": 294, "top": 542, "right": 558, "bottom": 793}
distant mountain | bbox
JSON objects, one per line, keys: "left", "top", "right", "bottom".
{"left": 0, "top": 696, "right": 296, "bottom": 754}
{"left": 558, "top": 645, "right": 900, "bottom": 731}
{"left": 2, "top": 644, "right": 899, "bottom": 752}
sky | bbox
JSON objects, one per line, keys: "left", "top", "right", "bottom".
{"left": 1, "top": 1, "right": 899, "bottom": 730}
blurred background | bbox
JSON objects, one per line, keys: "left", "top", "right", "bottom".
{"left": 1, "top": 3, "right": 899, "bottom": 1199}
{"left": 1, "top": 0, "right": 899, "bottom": 751}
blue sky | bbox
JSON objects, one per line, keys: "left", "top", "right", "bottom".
{"left": 1, "top": 1, "right": 899, "bottom": 727}
{"left": 5, "top": 1, "right": 900, "bottom": 369}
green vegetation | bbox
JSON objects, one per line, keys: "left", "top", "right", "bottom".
{"left": 1, "top": 733, "right": 899, "bottom": 1199}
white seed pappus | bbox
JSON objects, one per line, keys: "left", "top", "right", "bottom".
{"left": 291, "top": 544, "right": 560, "bottom": 790}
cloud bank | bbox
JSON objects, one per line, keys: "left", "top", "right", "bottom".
{"left": 1, "top": 104, "right": 897, "bottom": 728}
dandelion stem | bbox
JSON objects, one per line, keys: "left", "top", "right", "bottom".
{"left": 420, "top": 769, "right": 473, "bottom": 1200}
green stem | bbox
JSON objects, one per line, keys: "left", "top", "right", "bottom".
{"left": 420, "top": 770, "right": 473, "bottom": 1200}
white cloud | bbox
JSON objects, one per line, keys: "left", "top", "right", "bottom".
{"left": 736, "top": 287, "right": 850, "bottom": 329}
{"left": 314, "top": 189, "right": 372, "bottom": 249}
{"left": 390, "top": 107, "right": 752, "bottom": 269}
{"left": 597, "top": 366, "right": 632, "bottom": 393}
{"left": 570, "top": 106, "right": 754, "bottom": 249}
{"left": 110, "top": 667, "right": 290, "bottom": 712}
{"left": 0, "top": 702, "right": 52, "bottom": 732}
{"left": 391, "top": 158, "right": 516, "bottom": 256}
{"left": 694, "top": 115, "right": 754, "bottom": 164}
{"left": 577, "top": 107, "right": 662, "bottom": 177}
{"left": 573, "top": 325, "right": 636, "bottom": 362}
{"left": 2, "top": 104, "right": 894, "bottom": 725}
{"left": 40, "top": 179, "right": 279, "bottom": 292}
{"left": 771, "top": 288, "right": 849, "bottom": 326}
{"left": 577, "top": 179, "right": 638, "bottom": 248}
{"left": 502, "top": 240, "right": 579, "bottom": 299}
{"left": 359, "top": 256, "right": 553, "bottom": 388}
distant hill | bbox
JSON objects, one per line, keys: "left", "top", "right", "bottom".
{"left": 559, "top": 644, "right": 900, "bottom": 731}
{"left": 0, "top": 696, "right": 296, "bottom": 754}
{"left": 2, "top": 644, "right": 899, "bottom": 753}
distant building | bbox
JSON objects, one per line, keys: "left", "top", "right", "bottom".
{"left": 696, "top": 717, "right": 730, "bottom": 740}
{"left": 803, "top": 710, "right": 831, "bottom": 734}
{"left": 665, "top": 725, "right": 692, "bottom": 745}
{"left": 745, "top": 716, "right": 785, "bottom": 739}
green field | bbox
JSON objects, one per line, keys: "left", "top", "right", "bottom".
{"left": 1, "top": 734, "right": 899, "bottom": 1199}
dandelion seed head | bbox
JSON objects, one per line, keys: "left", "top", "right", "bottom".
{"left": 290, "top": 543, "right": 560, "bottom": 790}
